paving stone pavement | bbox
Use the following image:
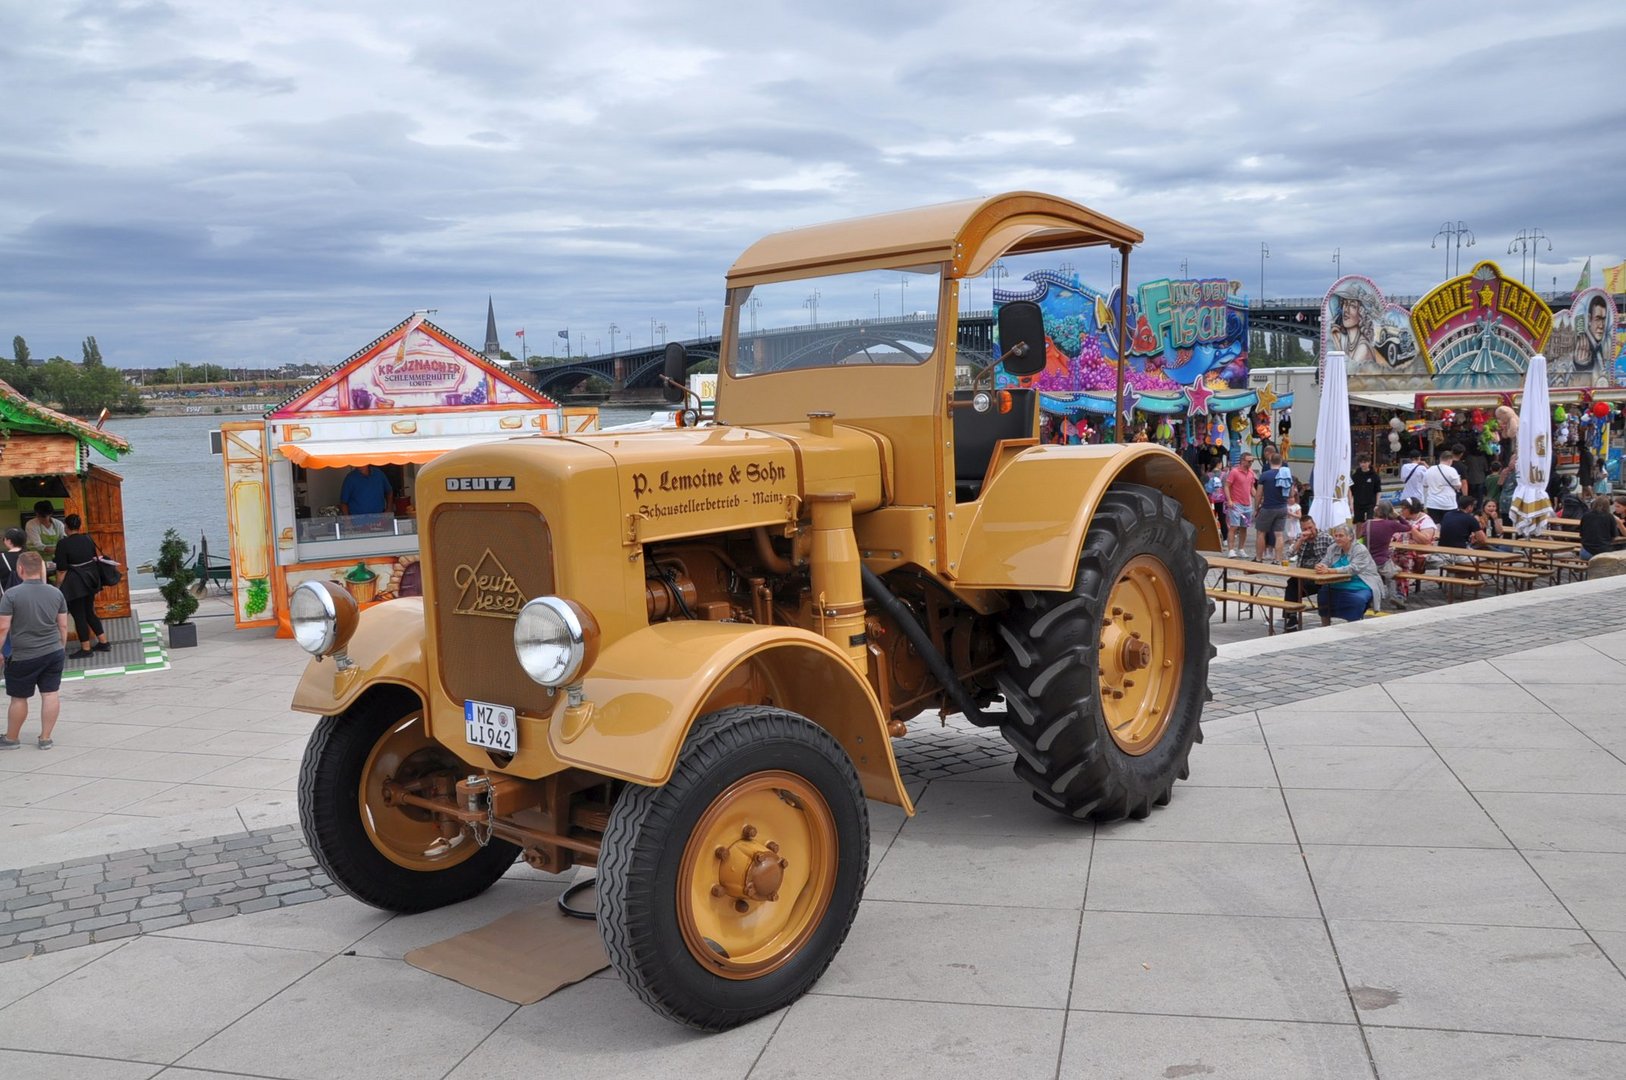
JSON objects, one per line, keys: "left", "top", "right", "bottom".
{"left": 4, "top": 585, "right": 1621, "bottom": 964}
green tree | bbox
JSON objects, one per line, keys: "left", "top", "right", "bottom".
{"left": 82, "top": 336, "right": 103, "bottom": 367}
{"left": 11, "top": 335, "right": 28, "bottom": 365}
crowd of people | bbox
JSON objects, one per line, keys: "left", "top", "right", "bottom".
{"left": 1200, "top": 445, "right": 1626, "bottom": 631}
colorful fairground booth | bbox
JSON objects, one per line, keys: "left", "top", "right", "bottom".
{"left": 0, "top": 380, "right": 132, "bottom": 620}
{"left": 991, "top": 272, "right": 1284, "bottom": 453}
{"left": 220, "top": 314, "right": 597, "bottom": 635}
{"left": 1319, "top": 263, "right": 1626, "bottom": 484}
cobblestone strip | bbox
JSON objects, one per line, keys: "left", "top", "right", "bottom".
{"left": 0, "top": 825, "right": 341, "bottom": 963}
{"left": 3, "top": 589, "right": 1617, "bottom": 963}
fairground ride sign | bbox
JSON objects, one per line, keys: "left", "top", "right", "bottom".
{"left": 1409, "top": 261, "right": 1552, "bottom": 384}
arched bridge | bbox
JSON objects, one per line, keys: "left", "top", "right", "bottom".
{"left": 525, "top": 312, "right": 999, "bottom": 395}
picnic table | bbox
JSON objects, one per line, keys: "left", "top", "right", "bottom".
{"left": 1389, "top": 542, "right": 1527, "bottom": 598}
{"left": 1202, "top": 554, "right": 1350, "bottom": 634}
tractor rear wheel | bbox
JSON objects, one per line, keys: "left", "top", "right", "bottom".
{"left": 597, "top": 706, "right": 868, "bottom": 1031}
{"left": 995, "top": 483, "right": 1212, "bottom": 819}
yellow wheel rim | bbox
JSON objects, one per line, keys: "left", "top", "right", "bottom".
{"left": 1098, "top": 555, "right": 1184, "bottom": 756}
{"left": 676, "top": 771, "right": 838, "bottom": 980}
{"left": 359, "top": 713, "right": 478, "bottom": 871}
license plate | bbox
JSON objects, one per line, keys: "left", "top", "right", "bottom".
{"left": 464, "top": 700, "right": 518, "bottom": 753}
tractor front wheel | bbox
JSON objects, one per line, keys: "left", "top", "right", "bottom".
{"left": 597, "top": 706, "right": 868, "bottom": 1030}
{"left": 298, "top": 690, "right": 518, "bottom": 913}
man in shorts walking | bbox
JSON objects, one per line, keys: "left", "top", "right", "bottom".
{"left": 1223, "top": 453, "right": 1255, "bottom": 557}
{"left": 0, "top": 552, "right": 70, "bottom": 750}
{"left": 1253, "top": 449, "right": 1295, "bottom": 564}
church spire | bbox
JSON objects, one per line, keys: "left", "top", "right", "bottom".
{"left": 483, "top": 296, "right": 501, "bottom": 361}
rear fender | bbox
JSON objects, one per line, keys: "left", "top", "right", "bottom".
{"left": 551, "top": 621, "right": 912, "bottom": 811}
{"left": 952, "top": 443, "right": 1220, "bottom": 589}
{"left": 291, "top": 598, "right": 427, "bottom": 717}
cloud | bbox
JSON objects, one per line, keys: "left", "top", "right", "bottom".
{"left": 0, "top": 0, "right": 1623, "bottom": 367}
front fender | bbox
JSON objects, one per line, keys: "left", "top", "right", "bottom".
{"left": 952, "top": 443, "right": 1221, "bottom": 589}
{"left": 290, "top": 597, "right": 427, "bottom": 716}
{"left": 551, "top": 621, "right": 912, "bottom": 811}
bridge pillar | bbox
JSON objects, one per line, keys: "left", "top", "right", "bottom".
{"left": 613, "top": 357, "right": 627, "bottom": 390}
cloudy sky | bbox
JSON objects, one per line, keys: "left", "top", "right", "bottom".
{"left": 2, "top": 0, "right": 1622, "bottom": 369}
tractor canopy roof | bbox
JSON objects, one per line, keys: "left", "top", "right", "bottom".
{"left": 726, "top": 191, "right": 1143, "bottom": 288}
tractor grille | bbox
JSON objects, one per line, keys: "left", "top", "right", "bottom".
{"left": 430, "top": 504, "right": 556, "bottom": 718}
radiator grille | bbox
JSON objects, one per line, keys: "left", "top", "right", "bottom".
{"left": 430, "top": 504, "right": 556, "bottom": 717}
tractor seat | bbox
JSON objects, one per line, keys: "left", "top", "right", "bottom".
{"left": 951, "top": 387, "right": 1036, "bottom": 502}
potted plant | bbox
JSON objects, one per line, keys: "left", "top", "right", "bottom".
{"left": 154, "top": 528, "right": 200, "bottom": 648}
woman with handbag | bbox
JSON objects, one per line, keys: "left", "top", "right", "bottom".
{"left": 52, "top": 515, "right": 110, "bottom": 658}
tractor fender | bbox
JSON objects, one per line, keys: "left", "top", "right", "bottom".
{"left": 290, "top": 598, "right": 428, "bottom": 717}
{"left": 952, "top": 443, "right": 1221, "bottom": 590}
{"left": 550, "top": 621, "right": 913, "bottom": 811}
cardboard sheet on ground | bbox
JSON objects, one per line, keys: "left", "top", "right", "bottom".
{"left": 405, "top": 892, "right": 608, "bottom": 1004}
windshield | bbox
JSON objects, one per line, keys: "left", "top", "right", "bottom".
{"left": 729, "top": 265, "right": 941, "bottom": 377}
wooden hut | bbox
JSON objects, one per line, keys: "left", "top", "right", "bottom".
{"left": 0, "top": 380, "right": 133, "bottom": 619}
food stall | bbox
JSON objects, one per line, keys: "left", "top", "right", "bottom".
{"left": 220, "top": 314, "right": 596, "bottom": 635}
{"left": 0, "top": 379, "right": 132, "bottom": 621}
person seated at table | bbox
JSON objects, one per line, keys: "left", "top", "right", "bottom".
{"left": 1437, "top": 494, "right": 1488, "bottom": 554}
{"left": 1397, "top": 498, "right": 1441, "bottom": 569}
{"left": 1578, "top": 496, "right": 1626, "bottom": 559}
{"left": 1315, "top": 524, "right": 1383, "bottom": 626}
{"left": 1280, "top": 514, "right": 1333, "bottom": 632}
{"left": 1363, "top": 501, "right": 1411, "bottom": 607}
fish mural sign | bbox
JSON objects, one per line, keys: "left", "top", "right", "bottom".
{"left": 994, "top": 269, "right": 1249, "bottom": 414}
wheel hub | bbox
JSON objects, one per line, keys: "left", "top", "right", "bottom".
{"left": 713, "top": 827, "right": 789, "bottom": 905}
{"left": 1097, "top": 555, "right": 1185, "bottom": 755}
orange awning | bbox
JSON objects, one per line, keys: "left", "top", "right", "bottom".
{"left": 275, "top": 434, "right": 525, "bottom": 469}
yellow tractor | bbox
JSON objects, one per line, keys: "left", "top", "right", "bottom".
{"left": 290, "top": 191, "right": 1219, "bottom": 1030}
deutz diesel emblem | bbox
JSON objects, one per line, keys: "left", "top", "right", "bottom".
{"left": 452, "top": 549, "right": 526, "bottom": 619}
{"left": 446, "top": 476, "right": 515, "bottom": 492}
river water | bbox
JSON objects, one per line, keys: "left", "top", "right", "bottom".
{"left": 105, "top": 406, "right": 662, "bottom": 589}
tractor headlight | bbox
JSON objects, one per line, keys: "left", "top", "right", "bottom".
{"left": 290, "top": 581, "right": 359, "bottom": 658}
{"left": 514, "top": 597, "right": 600, "bottom": 687}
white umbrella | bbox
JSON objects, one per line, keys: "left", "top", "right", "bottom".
{"left": 1509, "top": 353, "right": 1554, "bottom": 537}
{"left": 1310, "top": 350, "right": 1352, "bottom": 531}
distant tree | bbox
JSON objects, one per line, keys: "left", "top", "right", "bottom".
{"left": 11, "top": 336, "right": 29, "bottom": 365}
{"left": 81, "top": 336, "right": 103, "bottom": 367}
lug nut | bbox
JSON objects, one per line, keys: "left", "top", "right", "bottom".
{"left": 742, "top": 824, "right": 758, "bottom": 840}
{"left": 766, "top": 840, "right": 780, "bottom": 853}
{"left": 714, "top": 846, "right": 728, "bottom": 860}
{"left": 710, "top": 884, "right": 724, "bottom": 898}
{"left": 735, "top": 900, "right": 750, "bottom": 913}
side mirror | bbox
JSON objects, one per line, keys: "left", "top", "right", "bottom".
{"left": 996, "top": 300, "right": 1046, "bottom": 378}
{"left": 662, "top": 342, "right": 687, "bottom": 403}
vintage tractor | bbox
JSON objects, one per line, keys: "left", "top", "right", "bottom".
{"left": 291, "top": 191, "right": 1219, "bottom": 1030}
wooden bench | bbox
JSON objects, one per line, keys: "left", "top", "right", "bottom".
{"left": 1464, "top": 565, "right": 1546, "bottom": 593}
{"left": 1206, "top": 587, "right": 1311, "bottom": 635}
{"left": 1393, "top": 571, "right": 1484, "bottom": 602}
{"left": 1551, "top": 557, "right": 1591, "bottom": 584}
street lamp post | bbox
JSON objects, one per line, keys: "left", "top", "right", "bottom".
{"left": 1506, "top": 229, "right": 1551, "bottom": 288}
{"left": 900, "top": 275, "right": 908, "bottom": 317}
{"left": 1259, "top": 242, "right": 1269, "bottom": 302}
{"left": 746, "top": 298, "right": 759, "bottom": 334}
{"left": 657, "top": 322, "right": 667, "bottom": 344}
{"left": 986, "top": 260, "right": 1008, "bottom": 309}
{"left": 874, "top": 288, "right": 882, "bottom": 318}
{"left": 609, "top": 322, "right": 619, "bottom": 356}
{"left": 1332, "top": 247, "right": 1341, "bottom": 278}
{"left": 803, "top": 289, "right": 821, "bottom": 325}
{"left": 1179, "top": 258, "right": 1189, "bottom": 278}
{"left": 1433, "top": 221, "right": 1476, "bottom": 278}
{"left": 697, "top": 308, "right": 707, "bottom": 340}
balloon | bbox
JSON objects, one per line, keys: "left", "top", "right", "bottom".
{"left": 1593, "top": 401, "right": 1611, "bottom": 418}
{"left": 1388, "top": 432, "right": 1401, "bottom": 451}
{"left": 1388, "top": 416, "right": 1404, "bottom": 432}
{"left": 1554, "top": 405, "right": 1567, "bottom": 422}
